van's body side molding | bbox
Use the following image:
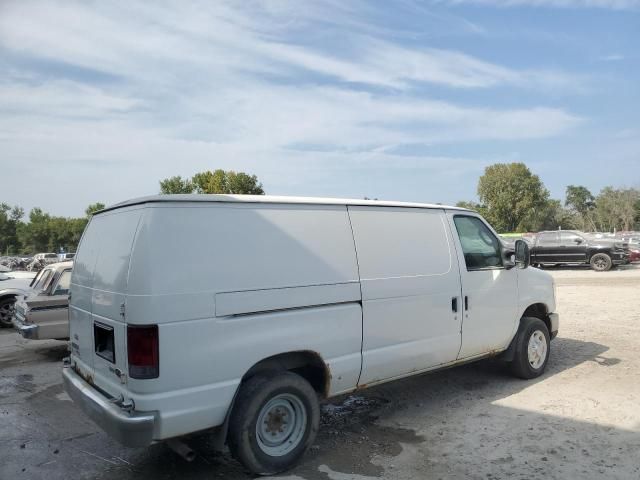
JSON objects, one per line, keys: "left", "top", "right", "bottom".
{"left": 215, "top": 282, "right": 362, "bottom": 317}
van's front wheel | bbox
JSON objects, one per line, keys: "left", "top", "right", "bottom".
{"left": 510, "top": 317, "right": 550, "bottom": 379}
{"left": 228, "top": 371, "right": 319, "bottom": 475}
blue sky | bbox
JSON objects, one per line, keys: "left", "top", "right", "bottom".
{"left": 1, "top": 0, "right": 638, "bottom": 216}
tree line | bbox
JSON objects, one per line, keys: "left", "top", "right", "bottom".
{"left": 159, "top": 169, "right": 264, "bottom": 195}
{"left": 3, "top": 164, "right": 637, "bottom": 255}
{"left": 0, "top": 168, "right": 263, "bottom": 256}
{"left": 456, "top": 163, "right": 640, "bottom": 233}
{"left": 0, "top": 203, "right": 105, "bottom": 256}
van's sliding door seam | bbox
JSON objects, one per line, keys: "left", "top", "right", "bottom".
{"left": 346, "top": 206, "right": 365, "bottom": 387}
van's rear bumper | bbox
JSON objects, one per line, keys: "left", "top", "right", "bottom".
{"left": 62, "top": 366, "right": 157, "bottom": 447}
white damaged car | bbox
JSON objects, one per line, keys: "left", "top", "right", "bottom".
{"left": 0, "top": 270, "right": 37, "bottom": 328}
{"left": 13, "top": 261, "right": 72, "bottom": 340}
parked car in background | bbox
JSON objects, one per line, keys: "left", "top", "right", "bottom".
{"left": 1, "top": 270, "right": 39, "bottom": 279}
{"left": 59, "top": 252, "right": 75, "bottom": 261}
{"left": 34, "top": 253, "right": 60, "bottom": 265}
{"left": 628, "top": 247, "right": 640, "bottom": 263}
{"left": 63, "top": 195, "right": 558, "bottom": 475}
{"left": 0, "top": 256, "right": 33, "bottom": 271}
{"left": 0, "top": 270, "right": 37, "bottom": 327}
{"left": 530, "top": 230, "right": 629, "bottom": 271}
{"left": 12, "top": 261, "right": 72, "bottom": 340}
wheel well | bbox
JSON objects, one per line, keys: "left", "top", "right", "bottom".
{"left": 241, "top": 351, "right": 330, "bottom": 398}
{"left": 588, "top": 250, "right": 611, "bottom": 261}
{"left": 0, "top": 294, "right": 17, "bottom": 303}
{"left": 522, "top": 303, "right": 551, "bottom": 333}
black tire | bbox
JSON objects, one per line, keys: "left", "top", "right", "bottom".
{"left": 510, "top": 317, "right": 551, "bottom": 380}
{"left": 0, "top": 297, "right": 16, "bottom": 328}
{"left": 228, "top": 371, "right": 320, "bottom": 475}
{"left": 590, "top": 253, "right": 612, "bottom": 272}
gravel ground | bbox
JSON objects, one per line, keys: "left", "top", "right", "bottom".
{"left": 1, "top": 264, "right": 639, "bottom": 480}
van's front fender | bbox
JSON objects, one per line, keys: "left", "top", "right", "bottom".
{"left": 517, "top": 267, "right": 556, "bottom": 317}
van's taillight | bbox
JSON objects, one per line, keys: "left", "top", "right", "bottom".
{"left": 127, "top": 325, "right": 159, "bottom": 379}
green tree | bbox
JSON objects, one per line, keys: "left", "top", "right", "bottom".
{"left": 85, "top": 202, "right": 106, "bottom": 217}
{"left": 455, "top": 200, "right": 489, "bottom": 218}
{"left": 565, "top": 185, "right": 596, "bottom": 231}
{"left": 191, "top": 170, "right": 224, "bottom": 194}
{"left": 537, "top": 199, "right": 579, "bottom": 231}
{"left": 18, "top": 208, "right": 52, "bottom": 253}
{"left": 191, "top": 169, "right": 264, "bottom": 194}
{"left": 225, "top": 171, "right": 265, "bottom": 195}
{"left": 159, "top": 176, "right": 195, "bottom": 194}
{"left": 0, "top": 203, "right": 24, "bottom": 254}
{"left": 594, "top": 187, "right": 640, "bottom": 231}
{"left": 13, "top": 203, "right": 101, "bottom": 254}
{"left": 160, "top": 170, "right": 264, "bottom": 195}
{"left": 477, "top": 163, "right": 550, "bottom": 232}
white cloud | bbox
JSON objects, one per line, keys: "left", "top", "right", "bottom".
{"left": 0, "top": 1, "right": 581, "bottom": 91}
{"left": 0, "top": 81, "right": 138, "bottom": 118}
{"left": 440, "top": 0, "right": 640, "bottom": 9}
{"left": 600, "top": 54, "right": 625, "bottom": 61}
{"left": 0, "top": 0, "right": 586, "bottom": 215}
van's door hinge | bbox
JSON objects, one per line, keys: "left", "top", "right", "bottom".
{"left": 120, "top": 303, "right": 126, "bottom": 319}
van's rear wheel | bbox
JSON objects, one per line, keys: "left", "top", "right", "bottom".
{"left": 228, "top": 371, "right": 319, "bottom": 475}
{"left": 510, "top": 317, "right": 550, "bottom": 379}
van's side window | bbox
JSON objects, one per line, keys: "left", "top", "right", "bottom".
{"left": 453, "top": 216, "right": 503, "bottom": 270}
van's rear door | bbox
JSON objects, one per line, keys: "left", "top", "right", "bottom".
{"left": 69, "top": 207, "right": 142, "bottom": 398}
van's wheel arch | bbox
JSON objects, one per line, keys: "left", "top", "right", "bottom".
{"left": 509, "top": 317, "right": 551, "bottom": 380}
{"left": 0, "top": 296, "right": 16, "bottom": 328}
{"left": 227, "top": 371, "right": 320, "bottom": 475}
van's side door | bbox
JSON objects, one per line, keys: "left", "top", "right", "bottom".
{"left": 446, "top": 212, "right": 519, "bottom": 359}
{"left": 350, "top": 207, "right": 463, "bottom": 385}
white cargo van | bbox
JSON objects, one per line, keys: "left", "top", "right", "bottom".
{"left": 63, "top": 195, "right": 558, "bottom": 475}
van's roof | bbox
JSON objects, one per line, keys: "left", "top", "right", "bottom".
{"left": 100, "top": 194, "right": 469, "bottom": 213}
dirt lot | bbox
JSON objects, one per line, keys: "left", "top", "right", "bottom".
{"left": 1, "top": 265, "right": 639, "bottom": 480}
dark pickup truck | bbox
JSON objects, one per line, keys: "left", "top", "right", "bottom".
{"left": 529, "top": 230, "right": 629, "bottom": 271}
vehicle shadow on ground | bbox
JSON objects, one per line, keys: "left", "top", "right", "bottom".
{"left": 0, "top": 333, "right": 68, "bottom": 369}
{"left": 71, "top": 336, "right": 628, "bottom": 480}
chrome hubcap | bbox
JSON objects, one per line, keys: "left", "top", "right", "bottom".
{"left": 256, "top": 393, "right": 307, "bottom": 456}
{"left": 527, "top": 330, "right": 547, "bottom": 369}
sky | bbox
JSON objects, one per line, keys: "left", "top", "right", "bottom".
{"left": 1, "top": 0, "right": 639, "bottom": 217}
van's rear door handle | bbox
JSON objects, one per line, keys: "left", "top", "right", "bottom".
{"left": 464, "top": 296, "right": 469, "bottom": 311}
{"left": 452, "top": 297, "right": 458, "bottom": 313}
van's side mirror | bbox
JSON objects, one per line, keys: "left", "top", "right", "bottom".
{"left": 574, "top": 238, "right": 583, "bottom": 244}
{"left": 515, "top": 239, "right": 530, "bottom": 269}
